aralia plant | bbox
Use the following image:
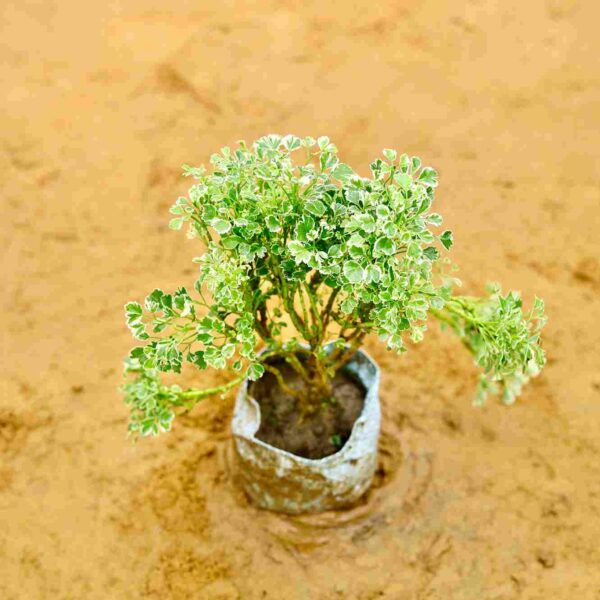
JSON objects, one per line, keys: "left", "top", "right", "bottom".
{"left": 122, "top": 135, "right": 546, "bottom": 437}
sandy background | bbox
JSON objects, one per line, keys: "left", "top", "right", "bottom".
{"left": 2, "top": 1, "right": 600, "bottom": 598}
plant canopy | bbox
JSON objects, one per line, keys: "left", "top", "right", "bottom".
{"left": 122, "top": 134, "right": 546, "bottom": 437}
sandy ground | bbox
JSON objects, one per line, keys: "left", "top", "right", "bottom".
{"left": 2, "top": 1, "right": 600, "bottom": 598}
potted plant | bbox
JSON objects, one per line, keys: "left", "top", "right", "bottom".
{"left": 122, "top": 134, "right": 546, "bottom": 513}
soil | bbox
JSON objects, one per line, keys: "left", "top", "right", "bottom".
{"left": 2, "top": 1, "right": 600, "bottom": 598}
{"left": 251, "top": 359, "right": 365, "bottom": 459}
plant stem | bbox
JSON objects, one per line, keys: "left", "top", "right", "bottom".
{"left": 263, "top": 364, "right": 304, "bottom": 401}
{"left": 305, "top": 283, "right": 323, "bottom": 340}
{"left": 329, "top": 331, "right": 366, "bottom": 372}
{"left": 320, "top": 288, "right": 339, "bottom": 333}
{"left": 296, "top": 285, "right": 312, "bottom": 336}
{"left": 284, "top": 351, "right": 311, "bottom": 384}
{"left": 179, "top": 375, "right": 245, "bottom": 410}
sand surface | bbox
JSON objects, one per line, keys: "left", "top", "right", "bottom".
{"left": 2, "top": 1, "right": 600, "bottom": 598}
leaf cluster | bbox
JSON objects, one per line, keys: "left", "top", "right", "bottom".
{"left": 433, "top": 286, "right": 547, "bottom": 405}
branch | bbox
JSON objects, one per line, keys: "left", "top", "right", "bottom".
{"left": 179, "top": 375, "right": 245, "bottom": 410}
{"left": 329, "top": 331, "right": 367, "bottom": 372}
{"left": 320, "top": 288, "right": 339, "bottom": 333}
{"left": 263, "top": 364, "right": 304, "bottom": 401}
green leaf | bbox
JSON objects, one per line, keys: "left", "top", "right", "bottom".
{"left": 330, "top": 434, "right": 343, "bottom": 448}
{"left": 317, "top": 136, "right": 331, "bottom": 150}
{"left": 203, "top": 205, "right": 217, "bottom": 220}
{"left": 348, "top": 233, "right": 365, "bottom": 248}
{"left": 440, "top": 230, "right": 454, "bottom": 250}
{"left": 328, "top": 244, "right": 342, "bottom": 258}
{"left": 212, "top": 219, "right": 231, "bottom": 234}
{"left": 419, "top": 230, "right": 435, "bottom": 243}
{"left": 282, "top": 134, "right": 301, "bottom": 150}
{"left": 169, "top": 198, "right": 187, "bottom": 215}
{"left": 423, "top": 246, "right": 440, "bottom": 261}
{"left": 153, "top": 337, "right": 182, "bottom": 373}
{"left": 305, "top": 199, "right": 326, "bottom": 217}
{"left": 346, "top": 189, "right": 362, "bottom": 205}
{"left": 129, "top": 347, "right": 145, "bottom": 360}
{"left": 130, "top": 326, "right": 148, "bottom": 341}
{"left": 288, "top": 240, "right": 304, "bottom": 254}
{"left": 197, "top": 332, "right": 213, "bottom": 344}
{"left": 399, "top": 153, "right": 410, "bottom": 173}
{"left": 340, "top": 298, "right": 357, "bottom": 313}
{"left": 427, "top": 213, "right": 443, "bottom": 226}
{"left": 376, "top": 205, "right": 390, "bottom": 219}
{"left": 144, "top": 289, "right": 164, "bottom": 312}
{"left": 169, "top": 217, "right": 184, "bottom": 230}
{"left": 396, "top": 172, "right": 412, "bottom": 190}
{"left": 266, "top": 215, "right": 281, "bottom": 233}
{"left": 288, "top": 240, "right": 312, "bottom": 264}
{"left": 247, "top": 363, "right": 265, "bottom": 381}
{"left": 383, "top": 148, "right": 397, "bottom": 162}
{"left": 356, "top": 213, "right": 376, "bottom": 233}
{"left": 296, "top": 216, "right": 315, "bottom": 241}
{"left": 222, "top": 343, "right": 236, "bottom": 359}
{"left": 125, "top": 302, "right": 143, "bottom": 324}
{"left": 343, "top": 260, "right": 364, "bottom": 284}
{"left": 374, "top": 236, "right": 396, "bottom": 256}
{"left": 332, "top": 163, "right": 354, "bottom": 182}
{"left": 188, "top": 350, "right": 207, "bottom": 370}
{"left": 407, "top": 243, "right": 420, "bottom": 258}
{"left": 174, "top": 287, "right": 192, "bottom": 315}
{"left": 221, "top": 235, "right": 242, "bottom": 249}
{"left": 418, "top": 167, "right": 438, "bottom": 187}
{"left": 182, "top": 164, "right": 205, "bottom": 178}
{"left": 321, "top": 152, "right": 339, "bottom": 170}
{"left": 365, "top": 265, "right": 382, "bottom": 283}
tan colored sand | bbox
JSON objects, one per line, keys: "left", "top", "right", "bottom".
{"left": 2, "top": 1, "right": 600, "bottom": 598}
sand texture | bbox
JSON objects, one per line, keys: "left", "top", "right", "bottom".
{"left": 2, "top": 1, "right": 600, "bottom": 598}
